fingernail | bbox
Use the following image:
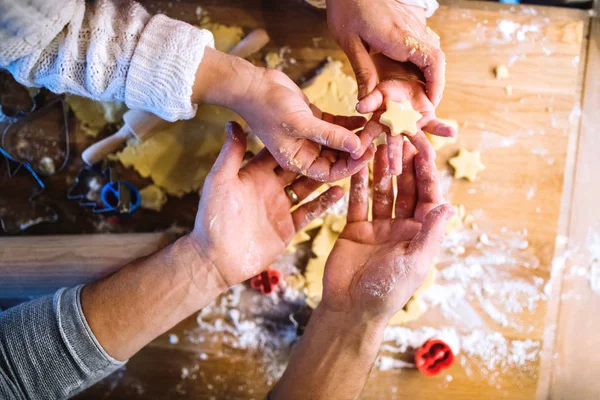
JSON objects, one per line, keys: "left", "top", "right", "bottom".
{"left": 343, "top": 136, "right": 360, "bottom": 154}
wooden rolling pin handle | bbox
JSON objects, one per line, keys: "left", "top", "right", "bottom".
{"left": 229, "top": 28, "right": 270, "bottom": 59}
{"left": 81, "top": 125, "right": 132, "bottom": 166}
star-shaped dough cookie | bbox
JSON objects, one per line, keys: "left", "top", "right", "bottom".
{"left": 449, "top": 149, "right": 485, "bottom": 182}
{"left": 379, "top": 100, "right": 423, "bottom": 137}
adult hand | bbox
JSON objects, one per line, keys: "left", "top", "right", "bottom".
{"left": 190, "top": 121, "right": 357, "bottom": 288}
{"left": 327, "top": 0, "right": 445, "bottom": 105}
{"left": 356, "top": 54, "right": 457, "bottom": 174}
{"left": 320, "top": 142, "right": 454, "bottom": 321}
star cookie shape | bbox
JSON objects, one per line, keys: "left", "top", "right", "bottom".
{"left": 379, "top": 100, "right": 423, "bottom": 136}
{"left": 449, "top": 149, "right": 485, "bottom": 182}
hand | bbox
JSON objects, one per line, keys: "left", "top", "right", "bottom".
{"left": 327, "top": 0, "right": 446, "bottom": 105}
{"left": 356, "top": 54, "right": 457, "bottom": 174}
{"left": 320, "top": 142, "right": 454, "bottom": 321}
{"left": 194, "top": 48, "right": 373, "bottom": 182}
{"left": 238, "top": 68, "right": 374, "bottom": 182}
{"left": 190, "top": 121, "right": 346, "bottom": 288}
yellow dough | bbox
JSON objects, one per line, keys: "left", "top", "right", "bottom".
{"left": 424, "top": 119, "right": 458, "bottom": 150}
{"left": 265, "top": 52, "right": 282, "bottom": 69}
{"left": 116, "top": 24, "right": 245, "bottom": 197}
{"left": 303, "top": 60, "right": 360, "bottom": 117}
{"left": 379, "top": 100, "right": 422, "bottom": 137}
{"left": 494, "top": 65, "right": 510, "bottom": 80}
{"left": 139, "top": 184, "right": 168, "bottom": 212}
{"left": 67, "top": 95, "right": 126, "bottom": 137}
{"left": 117, "top": 104, "right": 243, "bottom": 197}
{"left": 449, "top": 149, "right": 485, "bottom": 182}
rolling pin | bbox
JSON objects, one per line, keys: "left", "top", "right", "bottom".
{"left": 81, "top": 28, "right": 271, "bottom": 166}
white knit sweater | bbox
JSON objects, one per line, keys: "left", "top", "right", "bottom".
{"left": 0, "top": 0, "right": 214, "bottom": 121}
{"left": 0, "top": 0, "right": 438, "bottom": 122}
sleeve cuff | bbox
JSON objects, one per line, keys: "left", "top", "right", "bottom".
{"left": 125, "top": 14, "right": 215, "bottom": 121}
{"left": 56, "top": 286, "right": 125, "bottom": 373}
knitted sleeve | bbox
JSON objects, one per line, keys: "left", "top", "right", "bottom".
{"left": 0, "top": 286, "right": 124, "bottom": 400}
{"left": 0, "top": 0, "right": 215, "bottom": 121}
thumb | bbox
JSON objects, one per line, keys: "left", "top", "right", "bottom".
{"left": 408, "top": 204, "right": 455, "bottom": 257}
{"left": 343, "top": 36, "right": 378, "bottom": 100}
{"left": 211, "top": 121, "right": 248, "bottom": 179}
{"left": 312, "top": 119, "right": 361, "bottom": 155}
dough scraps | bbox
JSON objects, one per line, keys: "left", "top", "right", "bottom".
{"left": 66, "top": 95, "right": 126, "bottom": 137}
{"left": 449, "top": 148, "right": 485, "bottom": 182}
{"left": 265, "top": 52, "right": 282, "bottom": 69}
{"left": 425, "top": 119, "right": 458, "bottom": 150}
{"left": 139, "top": 184, "right": 168, "bottom": 212}
{"left": 494, "top": 65, "right": 510, "bottom": 80}
{"left": 379, "top": 100, "right": 422, "bottom": 137}
{"left": 117, "top": 104, "right": 243, "bottom": 197}
{"left": 303, "top": 60, "right": 360, "bottom": 117}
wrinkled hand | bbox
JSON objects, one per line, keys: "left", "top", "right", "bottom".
{"left": 320, "top": 142, "right": 454, "bottom": 320}
{"left": 355, "top": 54, "right": 457, "bottom": 174}
{"left": 238, "top": 69, "right": 374, "bottom": 182}
{"left": 190, "top": 122, "right": 344, "bottom": 287}
{"left": 327, "top": 0, "right": 445, "bottom": 105}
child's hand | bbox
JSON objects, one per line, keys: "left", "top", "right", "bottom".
{"left": 189, "top": 122, "right": 352, "bottom": 288}
{"left": 355, "top": 54, "right": 457, "bottom": 174}
{"left": 193, "top": 49, "right": 372, "bottom": 182}
{"left": 238, "top": 68, "right": 373, "bottom": 182}
{"left": 320, "top": 142, "right": 454, "bottom": 322}
{"left": 327, "top": 0, "right": 445, "bottom": 105}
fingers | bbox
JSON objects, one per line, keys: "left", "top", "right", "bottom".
{"left": 408, "top": 204, "right": 455, "bottom": 258}
{"left": 414, "top": 151, "right": 443, "bottom": 222}
{"left": 387, "top": 134, "right": 404, "bottom": 175}
{"left": 347, "top": 166, "right": 370, "bottom": 223}
{"left": 421, "top": 118, "right": 457, "bottom": 138}
{"left": 343, "top": 35, "right": 379, "bottom": 99}
{"left": 288, "top": 176, "right": 324, "bottom": 203}
{"left": 357, "top": 118, "right": 385, "bottom": 158}
{"left": 312, "top": 106, "right": 367, "bottom": 131}
{"left": 395, "top": 141, "right": 418, "bottom": 219}
{"left": 291, "top": 141, "right": 375, "bottom": 182}
{"left": 406, "top": 131, "right": 435, "bottom": 161}
{"left": 408, "top": 47, "right": 446, "bottom": 106}
{"left": 373, "top": 144, "right": 394, "bottom": 219}
{"left": 210, "top": 121, "right": 247, "bottom": 179}
{"left": 356, "top": 88, "right": 384, "bottom": 115}
{"left": 292, "top": 186, "right": 344, "bottom": 231}
{"left": 311, "top": 119, "right": 361, "bottom": 155}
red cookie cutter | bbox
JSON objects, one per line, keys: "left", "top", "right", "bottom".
{"left": 250, "top": 268, "right": 281, "bottom": 295}
{"left": 415, "top": 339, "right": 454, "bottom": 376}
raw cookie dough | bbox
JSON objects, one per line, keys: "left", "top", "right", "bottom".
{"left": 265, "top": 52, "right": 282, "bottom": 69}
{"left": 449, "top": 148, "right": 485, "bottom": 182}
{"left": 379, "top": 100, "right": 422, "bottom": 137}
{"left": 494, "top": 65, "right": 510, "bottom": 80}
{"left": 425, "top": 119, "right": 458, "bottom": 150}
{"left": 303, "top": 60, "right": 361, "bottom": 117}
{"left": 116, "top": 23, "right": 245, "bottom": 197}
{"left": 139, "top": 184, "right": 168, "bottom": 212}
{"left": 66, "top": 95, "right": 126, "bottom": 137}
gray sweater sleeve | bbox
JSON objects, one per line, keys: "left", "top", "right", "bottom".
{"left": 0, "top": 285, "right": 125, "bottom": 400}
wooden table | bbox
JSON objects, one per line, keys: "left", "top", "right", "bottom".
{"left": 1, "top": 0, "right": 597, "bottom": 398}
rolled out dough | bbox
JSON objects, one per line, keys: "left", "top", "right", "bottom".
{"left": 379, "top": 100, "right": 422, "bottom": 137}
